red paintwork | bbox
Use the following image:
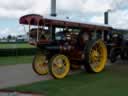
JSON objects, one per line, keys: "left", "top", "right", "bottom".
{"left": 20, "top": 14, "right": 111, "bottom": 30}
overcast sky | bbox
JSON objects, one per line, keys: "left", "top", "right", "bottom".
{"left": 0, "top": 0, "right": 128, "bottom": 38}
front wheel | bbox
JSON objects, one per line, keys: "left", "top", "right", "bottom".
{"left": 32, "top": 51, "right": 48, "bottom": 75}
{"left": 84, "top": 40, "right": 107, "bottom": 73}
{"left": 49, "top": 54, "right": 70, "bottom": 79}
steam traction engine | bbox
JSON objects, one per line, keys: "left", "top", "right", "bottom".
{"left": 19, "top": 14, "right": 110, "bottom": 79}
{"left": 109, "top": 31, "right": 128, "bottom": 63}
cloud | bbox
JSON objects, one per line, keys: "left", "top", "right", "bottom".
{"left": 0, "top": 0, "right": 128, "bottom": 19}
{"left": 0, "top": 0, "right": 33, "bottom": 10}
{"left": 0, "top": 0, "right": 50, "bottom": 18}
{"left": 90, "top": 9, "right": 128, "bottom": 29}
{"left": 0, "top": 28, "right": 10, "bottom": 38}
{"left": 90, "top": 15, "right": 104, "bottom": 24}
{"left": 82, "top": 0, "right": 112, "bottom": 13}
{"left": 111, "top": 0, "right": 128, "bottom": 10}
{"left": 0, "top": 26, "right": 26, "bottom": 38}
{"left": 57, "top": 0, "right": 84, "bottom": 14}
{"left": 30, "top": 0, "right": 50, "bottom": 15}
{"left": 0, "top": 0, "right": 128, "bottom": 38}
{"left": 0, "top": 8, "right": 29, "bottom": 18}
{"left": 109, "top": 10, "right": 128, "bottom": 29}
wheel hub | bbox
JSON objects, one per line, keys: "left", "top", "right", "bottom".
{"left": 91, "top": 50, "right": 99, "bottom": 62}
{"left": 56, "top": 59, "right": 64, "bottom": 68}
{"left": 57, "top": 63, "right": 63, "bottom": 68}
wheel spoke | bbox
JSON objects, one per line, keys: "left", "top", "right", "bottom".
{"left": 86, "top": 40, "right": 107, "bottom": 73}
{"left": 49, "top": 55, "right": 70, "bottom": 79}
{"left": 33, "top": 52, "right": 48, "bottom": 75}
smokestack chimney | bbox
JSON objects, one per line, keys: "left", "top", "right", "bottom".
{"left": 51, "top": 0, "right": 57, "bottom": 16}
{"left": 104, "top": 11, "right": 108, "bottom": 24}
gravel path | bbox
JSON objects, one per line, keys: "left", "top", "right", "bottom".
{"left": 0, "top": 60, "right": 127, "bottom": 89}
{"left": 0, "top": 64, "right": 80, "bottom": 89}
{"left": 0, "top": 64, "right": 53, "bottom": 89}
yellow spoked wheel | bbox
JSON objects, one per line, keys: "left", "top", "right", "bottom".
{"left": 84, "top": 40, "right": 107, "bottom": 73}
{"left": 49, "top": 54, "right": 70, "bottom": 79}
{"left": 32, "top": 51, "right": 48, "bottom": 75}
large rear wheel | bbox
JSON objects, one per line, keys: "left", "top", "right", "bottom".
{"left": 84, "top": 40, "right": 107, "bottom": 73}
{"left": 49, "top": 54, "right": 70, "bottom": 79}
{"left": 32, "top": 51, "right": 48, "bottom": 75}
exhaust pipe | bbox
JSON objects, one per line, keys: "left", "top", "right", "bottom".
{"left": 51, "top": 0, "right": 57, "bottom": 16}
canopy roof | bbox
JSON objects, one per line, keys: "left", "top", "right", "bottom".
{"left": 20, "top": 14, "right": 111, "bottom": 30}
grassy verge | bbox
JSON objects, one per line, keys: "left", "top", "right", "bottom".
{"left": 0, "top": 56, "right": 33, "bottom": 66}
{"left": 0, "top": 43, "right": 34, "bottom": 49}
{"left": 6, "top": 64, "right": 128, "bottom": 96}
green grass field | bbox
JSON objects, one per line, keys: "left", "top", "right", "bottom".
{"left": 6, "top": 64, "right": 128, "bottom": 96}
{"left": 0, "top": 56, "right": 33, "bottom": 66}
{"left": 0, "top": 43, "right": 34, "bottom": 49}
{"left": 0, "top": 43, "right": 35, "bottom": 65}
